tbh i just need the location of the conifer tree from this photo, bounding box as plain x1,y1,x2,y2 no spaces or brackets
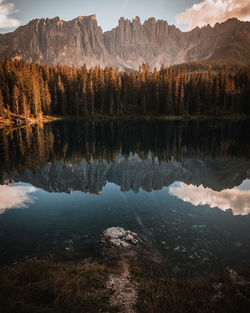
0,58,249,120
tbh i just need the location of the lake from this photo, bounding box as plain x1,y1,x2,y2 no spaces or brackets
0,120,249,275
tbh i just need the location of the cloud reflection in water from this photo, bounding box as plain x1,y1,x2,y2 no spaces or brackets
169,180,250,215
0,184,36,214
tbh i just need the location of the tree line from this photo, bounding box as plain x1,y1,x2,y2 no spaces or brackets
0,57,249,119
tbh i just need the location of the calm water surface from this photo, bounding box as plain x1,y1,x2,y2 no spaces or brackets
0,120,249,274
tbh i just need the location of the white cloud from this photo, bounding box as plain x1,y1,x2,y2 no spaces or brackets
169,181,250,215
0,0,21,29
176,0,250,30
0,185,36,214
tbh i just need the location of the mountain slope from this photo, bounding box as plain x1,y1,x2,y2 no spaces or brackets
0,16,249,70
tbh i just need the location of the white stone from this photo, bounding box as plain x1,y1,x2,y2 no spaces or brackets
101,227,140,248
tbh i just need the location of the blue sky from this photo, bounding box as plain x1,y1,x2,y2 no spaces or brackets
0,0,250,33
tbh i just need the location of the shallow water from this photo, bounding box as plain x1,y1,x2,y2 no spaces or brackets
0,120,249,273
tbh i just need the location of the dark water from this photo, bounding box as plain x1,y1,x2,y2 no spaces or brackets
0,120,249,274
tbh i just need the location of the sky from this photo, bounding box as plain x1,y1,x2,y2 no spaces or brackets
0,0,250,34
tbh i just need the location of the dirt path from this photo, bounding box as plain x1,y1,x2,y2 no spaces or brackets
106,255,137,313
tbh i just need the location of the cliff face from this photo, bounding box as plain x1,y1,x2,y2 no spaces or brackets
103,17,250,70
0,16,250,70
0,15,110,67
103,17,188,70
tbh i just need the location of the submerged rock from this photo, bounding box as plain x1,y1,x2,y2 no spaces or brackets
100,227,140,248
234,242,243,248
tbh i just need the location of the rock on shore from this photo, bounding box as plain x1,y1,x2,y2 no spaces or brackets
100,227,140,248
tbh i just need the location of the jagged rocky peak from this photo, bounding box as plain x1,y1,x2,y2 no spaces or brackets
89,14,97,20
27,14,100,31
215,17,240,27
29,16,63,27
118,16,140,25
51,16,63,24
132,16,141,24
142,17,169,41
111,15,172,40
74,14,98,24
144,17,156,24
32,15,97,25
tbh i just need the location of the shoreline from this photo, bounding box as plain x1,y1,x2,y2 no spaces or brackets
0,113,249,128
0,114,62,129
1,227,250,313
1,256,250,313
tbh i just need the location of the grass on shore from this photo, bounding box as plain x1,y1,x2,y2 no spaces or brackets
1,259,250,313
130,261,250,313
0,261,118,313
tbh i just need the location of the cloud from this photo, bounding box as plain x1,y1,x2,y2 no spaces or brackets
0,0,21,29
0,185,36,214
176,0,250,30
169,181,250,215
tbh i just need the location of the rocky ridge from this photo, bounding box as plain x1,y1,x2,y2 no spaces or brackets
0,16,249,70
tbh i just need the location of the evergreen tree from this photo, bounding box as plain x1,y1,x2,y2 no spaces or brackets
0,58,249,120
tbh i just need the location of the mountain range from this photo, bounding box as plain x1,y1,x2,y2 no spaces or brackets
0,15,250,70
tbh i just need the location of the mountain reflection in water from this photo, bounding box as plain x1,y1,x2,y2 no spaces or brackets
0,120,249,272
